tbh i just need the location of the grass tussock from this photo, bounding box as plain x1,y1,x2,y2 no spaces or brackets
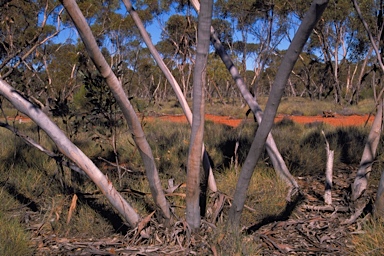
351,218,384,255
0,186,33,256
217,167,288,227
210,224,262,255
0,211,33,256
271,118,371,176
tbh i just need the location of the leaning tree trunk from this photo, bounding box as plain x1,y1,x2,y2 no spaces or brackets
0,79,140,227
61,0,171,222
228,0,329,228
352,99,383,201
190,0,298,191
352,0,384,209
186,0,213,232
121,0,217,193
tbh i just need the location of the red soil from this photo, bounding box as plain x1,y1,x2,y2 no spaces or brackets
5,113,374,127
148,113,374,128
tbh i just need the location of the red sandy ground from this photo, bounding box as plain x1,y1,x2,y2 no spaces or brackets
148,113,374,128
5,113,374,127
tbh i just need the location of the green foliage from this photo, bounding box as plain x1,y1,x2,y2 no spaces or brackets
72,84,87,110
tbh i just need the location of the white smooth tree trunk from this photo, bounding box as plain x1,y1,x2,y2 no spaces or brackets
0,79,140,227
121,0,217,193
186,0,213,232
190,0,298,191
322,131,334,205
352,0,384,218
352,100,383,201
61,0,170,222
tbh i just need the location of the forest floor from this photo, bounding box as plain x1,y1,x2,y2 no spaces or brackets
8,113,376,255
27,163,372,255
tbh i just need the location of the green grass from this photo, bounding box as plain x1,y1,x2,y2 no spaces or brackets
0,185,33,256
0,211,33,256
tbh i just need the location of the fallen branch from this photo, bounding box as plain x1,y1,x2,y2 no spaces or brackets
343,198,369,225
97,156,137,173
302,204,349,213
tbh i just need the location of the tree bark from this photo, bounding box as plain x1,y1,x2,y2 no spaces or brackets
0,79,140,227
352,99,383,201
228,0,329,228
322,131,334,205
61,0,171,222
186,0,213,232
121,0,217,193
190,0,298,192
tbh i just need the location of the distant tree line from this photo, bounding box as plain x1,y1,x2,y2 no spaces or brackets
1,0,382,115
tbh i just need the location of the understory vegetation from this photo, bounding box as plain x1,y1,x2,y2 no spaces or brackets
0,97,383,254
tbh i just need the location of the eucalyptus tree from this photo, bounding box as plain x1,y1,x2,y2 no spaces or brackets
228,0,329,228
121,0,218,210
60,0,171,223
160,14,197,98
0,0,57,68
350,0,384,219
191,0,299,197
206,52,234,101
293,0,374,104
215,0,280,86
0,0,62,93
185,0,213,231
346,0,380,105
0,78,141,227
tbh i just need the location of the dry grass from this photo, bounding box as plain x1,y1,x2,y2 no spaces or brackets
0,95,380,254
351,218,384,255
0,182,33,255
216,167,288,227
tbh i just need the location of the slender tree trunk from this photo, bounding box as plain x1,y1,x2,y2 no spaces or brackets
186,0,213,232
190,0,298,191
228,0,329,228
122,0,217,193
61,0,171,222
352,99,383,200
350,47,372,104
322,131,334,205
352,0,384,205
0,79,141,227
